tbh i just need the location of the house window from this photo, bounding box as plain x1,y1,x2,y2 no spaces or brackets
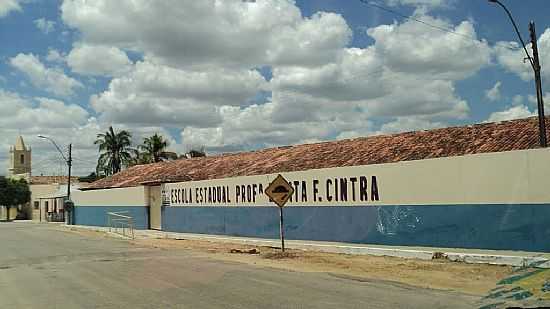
34,201,39,210
20,154,24,164
45,201,49,212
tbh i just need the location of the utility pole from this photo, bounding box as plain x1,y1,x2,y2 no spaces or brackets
529,21,547,148
488,0,548,147
67,144,72,224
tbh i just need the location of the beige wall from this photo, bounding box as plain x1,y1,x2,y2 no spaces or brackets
30,184,59,221
73,186,147,207
148,186,162,229
163,148,550,207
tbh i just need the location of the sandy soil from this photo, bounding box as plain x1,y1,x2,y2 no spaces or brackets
128,236,514,296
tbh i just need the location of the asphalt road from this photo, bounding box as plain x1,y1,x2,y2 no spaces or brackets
0,222,479,309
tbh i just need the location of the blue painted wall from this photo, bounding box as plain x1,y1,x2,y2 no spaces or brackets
162,205,550,252
73,206,149,229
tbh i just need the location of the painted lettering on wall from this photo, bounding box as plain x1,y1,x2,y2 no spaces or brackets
163,174,380,207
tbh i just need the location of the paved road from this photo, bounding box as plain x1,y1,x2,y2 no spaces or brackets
0,222,478,309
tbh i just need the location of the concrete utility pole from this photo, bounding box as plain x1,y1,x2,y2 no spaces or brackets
529,21,547,148
488,0,547,147
66,143,73,224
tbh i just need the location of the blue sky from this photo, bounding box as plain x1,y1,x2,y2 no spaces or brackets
0,0,549,176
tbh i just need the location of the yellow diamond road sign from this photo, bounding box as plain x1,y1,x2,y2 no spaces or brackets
265,174,294,208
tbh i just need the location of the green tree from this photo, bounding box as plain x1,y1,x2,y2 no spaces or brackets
128,149,151,166
138,133,170,163
0,177,30,221
95,126,134,176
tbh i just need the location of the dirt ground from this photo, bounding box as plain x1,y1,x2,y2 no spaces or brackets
128,236,515,296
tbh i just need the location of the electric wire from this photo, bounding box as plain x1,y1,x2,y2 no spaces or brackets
357,0,520,52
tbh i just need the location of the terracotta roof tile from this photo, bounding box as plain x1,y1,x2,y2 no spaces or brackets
30,176,79,185
82,116,550,190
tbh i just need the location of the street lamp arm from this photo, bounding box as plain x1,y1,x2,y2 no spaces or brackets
489,0,535,70
38,135,68,162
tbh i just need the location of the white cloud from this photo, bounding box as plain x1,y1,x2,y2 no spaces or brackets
385,0,452,10
34,18,55,34
485,81,501,102
0,89,97,176
181,102,374,152
57,1,489,155
527,92,550,111
0,90,89,130
269,14,484,124
365,76,470,119
9,53,83,97
271,47,388,101
67,44,132,77
367,16,490,80
90,60,267,126
495,28,550,86
45,49,65,63
61,0,350,69
0,0,21,18
486,105,534,123
511,94,524,106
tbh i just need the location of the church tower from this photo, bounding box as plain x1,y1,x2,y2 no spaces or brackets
8,135,31,178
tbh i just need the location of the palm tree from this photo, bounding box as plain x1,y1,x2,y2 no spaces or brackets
128,149,151,166
138,133,170,163
95,126,134,175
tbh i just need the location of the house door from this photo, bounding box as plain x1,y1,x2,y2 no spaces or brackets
149,186,162,230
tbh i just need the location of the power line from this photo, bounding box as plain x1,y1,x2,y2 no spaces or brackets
71,157,98,165
357,0,519,51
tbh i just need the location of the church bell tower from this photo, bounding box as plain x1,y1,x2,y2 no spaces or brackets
8,135,32,178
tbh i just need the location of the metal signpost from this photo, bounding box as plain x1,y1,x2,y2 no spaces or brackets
265,174,294,252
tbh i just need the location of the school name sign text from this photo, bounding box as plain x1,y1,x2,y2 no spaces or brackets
162,171,380,207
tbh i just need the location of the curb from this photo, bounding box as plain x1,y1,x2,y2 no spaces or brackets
61,225,550,269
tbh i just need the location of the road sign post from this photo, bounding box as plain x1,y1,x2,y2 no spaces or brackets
265,174,294,252
279,206,285,252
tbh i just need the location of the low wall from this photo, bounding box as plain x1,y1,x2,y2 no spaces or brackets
72,186,149,229
160,148,550,252
0,206,18,221
73,206,149,229
73,148,550,251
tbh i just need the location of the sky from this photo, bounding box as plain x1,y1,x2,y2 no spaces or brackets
0,0,549,176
